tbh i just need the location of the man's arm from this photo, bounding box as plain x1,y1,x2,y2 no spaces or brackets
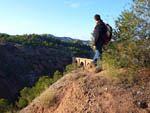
93,24,102,45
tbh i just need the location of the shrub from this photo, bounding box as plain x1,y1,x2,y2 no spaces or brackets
16,76,52,109
40,89,56,107
53,70,63,82
101,39,150,83
64,63,79,74
16,71,63,109
0,99,11,113
15,87,32,109
16,98,28,109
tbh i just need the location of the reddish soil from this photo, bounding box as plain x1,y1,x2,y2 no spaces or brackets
20,68,150,113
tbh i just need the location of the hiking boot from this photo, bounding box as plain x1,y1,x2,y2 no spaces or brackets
94,67,102,73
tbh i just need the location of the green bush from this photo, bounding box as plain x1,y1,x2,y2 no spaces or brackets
53,70,63,82
16,76,51,109
16,70,63,109
16,87,33,109
101,39,150,82
0,99,11,113
64,63,79,74
16,98,28,109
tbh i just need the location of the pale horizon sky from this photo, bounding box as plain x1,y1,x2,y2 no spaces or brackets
0,0,133,40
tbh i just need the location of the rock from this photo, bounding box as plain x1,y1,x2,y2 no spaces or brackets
137,91,144,95
104,88,108,91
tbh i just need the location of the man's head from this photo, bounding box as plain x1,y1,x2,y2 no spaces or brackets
94,14,101,24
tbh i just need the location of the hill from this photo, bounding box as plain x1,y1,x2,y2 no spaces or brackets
0,33,93,110
0,33,91,46
0,40,72,102
19,67,150,113
46,34,91,46
0,33,93,58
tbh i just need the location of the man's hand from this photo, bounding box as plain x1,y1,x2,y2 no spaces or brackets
93,46,96,50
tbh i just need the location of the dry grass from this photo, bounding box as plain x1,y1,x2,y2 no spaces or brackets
39,88,56,107
101,62,119,82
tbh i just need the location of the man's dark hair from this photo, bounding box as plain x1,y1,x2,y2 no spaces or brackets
94,14,101,21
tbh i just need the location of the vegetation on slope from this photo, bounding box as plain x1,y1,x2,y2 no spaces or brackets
0,34,93,58
0,63,79,113
101,0,150,82
0,32,92,110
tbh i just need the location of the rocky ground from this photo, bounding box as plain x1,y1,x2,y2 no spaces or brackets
20,67,150,113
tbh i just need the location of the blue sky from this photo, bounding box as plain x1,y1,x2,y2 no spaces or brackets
0,0,132,40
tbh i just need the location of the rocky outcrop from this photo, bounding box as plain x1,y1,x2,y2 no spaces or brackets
0,41,72,102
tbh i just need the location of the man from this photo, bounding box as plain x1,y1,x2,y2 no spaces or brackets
92,14,107,73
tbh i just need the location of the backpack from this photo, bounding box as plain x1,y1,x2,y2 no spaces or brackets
103,23,112,43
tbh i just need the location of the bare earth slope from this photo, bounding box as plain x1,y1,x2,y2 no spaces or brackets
20,68,150,113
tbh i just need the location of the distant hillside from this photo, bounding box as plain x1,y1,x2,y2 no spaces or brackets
0,33,93,102
0,33,93,58
0,33,91,46
45,34,91,46
0,41,72,102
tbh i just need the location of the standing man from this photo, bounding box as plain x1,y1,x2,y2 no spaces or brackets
92,14,107,73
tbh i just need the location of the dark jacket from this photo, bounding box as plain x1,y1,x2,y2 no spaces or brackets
93,21,107,46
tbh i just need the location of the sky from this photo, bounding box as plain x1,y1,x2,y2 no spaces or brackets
0,0,132,40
